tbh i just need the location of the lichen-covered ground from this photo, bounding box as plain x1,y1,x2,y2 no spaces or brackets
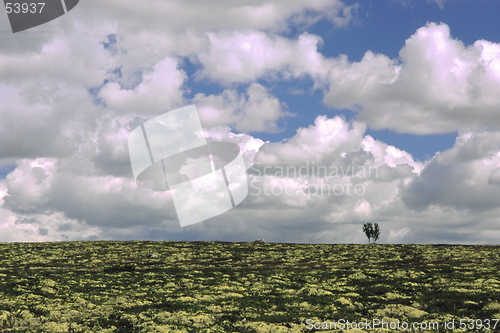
0,241,499,332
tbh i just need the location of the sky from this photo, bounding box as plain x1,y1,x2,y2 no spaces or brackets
1,0,500,244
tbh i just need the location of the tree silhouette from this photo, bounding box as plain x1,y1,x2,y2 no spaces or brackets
363,223,373,244
362,223,381,244
372,223,380,243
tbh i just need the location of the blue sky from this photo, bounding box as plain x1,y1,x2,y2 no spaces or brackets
1,0,500,243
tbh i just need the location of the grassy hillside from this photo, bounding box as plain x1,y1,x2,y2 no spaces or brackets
0,241,499,332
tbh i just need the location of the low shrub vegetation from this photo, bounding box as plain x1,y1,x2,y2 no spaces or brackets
0,241,499,332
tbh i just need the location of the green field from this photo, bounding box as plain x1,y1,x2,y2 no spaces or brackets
0,241,499,332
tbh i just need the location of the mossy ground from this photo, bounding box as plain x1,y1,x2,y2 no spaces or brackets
0,241,499,332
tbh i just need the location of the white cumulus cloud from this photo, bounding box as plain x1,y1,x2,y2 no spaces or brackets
323,22,500,134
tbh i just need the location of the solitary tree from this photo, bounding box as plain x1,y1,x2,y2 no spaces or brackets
372,223,380,243
362,223,373,244
362,223,381,244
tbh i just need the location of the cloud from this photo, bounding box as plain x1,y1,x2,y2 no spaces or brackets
83,0,356,34
2,157,177,227
194,83,293,132
0,83,97,159
0,34,113,87
322,22,500,134
0,119,267,241
98,57,188,115
0,33,116,161
387,227,411,243
428,0,446,9
46,0,357,79
254,114,421,171
2,1,500,245
196,31,331,85
255,115,366,164
3,159,56,213
4,112,500,244
244,115,422,233
201,126,266,170
403,131,500,211
0,111,427,243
